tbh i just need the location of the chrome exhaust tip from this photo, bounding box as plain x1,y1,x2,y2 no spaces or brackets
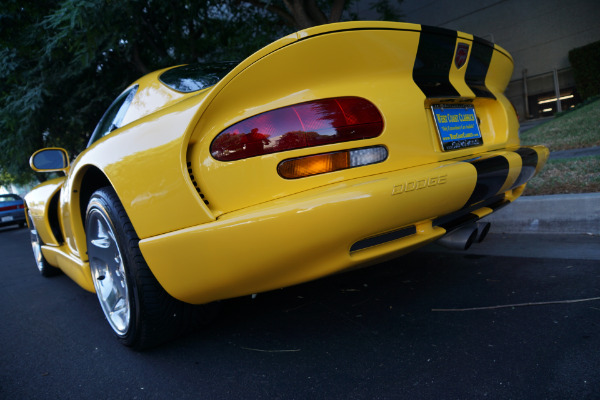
437,224,479,251
476,222,491,243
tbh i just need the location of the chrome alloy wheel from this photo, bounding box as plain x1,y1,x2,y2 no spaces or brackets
87,207,131,336
29,223,44,272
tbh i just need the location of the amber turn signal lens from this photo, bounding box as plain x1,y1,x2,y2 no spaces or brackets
278,152,349,179
278,146,387,179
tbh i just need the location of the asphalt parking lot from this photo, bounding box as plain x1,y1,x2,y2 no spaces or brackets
1,225,599,399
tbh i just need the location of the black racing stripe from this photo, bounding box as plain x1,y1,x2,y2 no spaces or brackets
465,37,496,99
465,156,509,206
488,197,510,212
413,25,460,98
433,193,506,231
434,213,479,233
510,147,539,189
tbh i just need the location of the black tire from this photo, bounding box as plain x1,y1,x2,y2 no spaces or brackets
28,212,60,277
85,187,215,349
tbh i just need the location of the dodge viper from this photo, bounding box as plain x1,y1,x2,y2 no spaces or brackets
25,21,548,349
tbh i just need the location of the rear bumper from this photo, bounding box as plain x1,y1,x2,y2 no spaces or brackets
0,210,26,227
140,146,548,304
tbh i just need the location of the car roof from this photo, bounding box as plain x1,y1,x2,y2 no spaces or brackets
118,62,238,128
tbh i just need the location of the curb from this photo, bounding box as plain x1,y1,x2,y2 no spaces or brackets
483,193,600,235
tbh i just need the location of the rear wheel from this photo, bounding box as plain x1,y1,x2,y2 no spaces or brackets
29,212,60,277
85,187,213,349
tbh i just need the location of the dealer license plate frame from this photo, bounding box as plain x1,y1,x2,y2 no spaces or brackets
431,104,483,151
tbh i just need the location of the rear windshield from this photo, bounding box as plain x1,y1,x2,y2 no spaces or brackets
159,62,238,93
0,194,21,202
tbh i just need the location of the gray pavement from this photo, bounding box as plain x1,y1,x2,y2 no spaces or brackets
2,226,600,399
484,193,600,235
549,146,600,159
425,232,600,260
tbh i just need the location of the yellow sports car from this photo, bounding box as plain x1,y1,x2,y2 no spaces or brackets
25,21,548,349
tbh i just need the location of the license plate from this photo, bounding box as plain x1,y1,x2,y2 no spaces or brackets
431,105,483,151
1,216,13,222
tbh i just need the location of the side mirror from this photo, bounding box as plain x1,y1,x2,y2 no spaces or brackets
30,148,70,173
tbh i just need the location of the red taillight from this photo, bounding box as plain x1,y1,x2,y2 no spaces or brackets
210,97,383,161
0,204,22,212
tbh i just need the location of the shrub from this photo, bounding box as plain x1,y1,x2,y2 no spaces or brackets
569,40,600,100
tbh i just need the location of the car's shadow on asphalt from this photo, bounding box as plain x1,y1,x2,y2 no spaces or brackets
136,248,598,397
5,226,599,398
0,225,28,233
156,249,546,354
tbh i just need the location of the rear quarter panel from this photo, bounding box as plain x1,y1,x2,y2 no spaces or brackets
64,93,215,252
188,23,518,216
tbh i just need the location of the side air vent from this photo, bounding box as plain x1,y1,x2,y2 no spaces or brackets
187,161,210,206
350,225,417,252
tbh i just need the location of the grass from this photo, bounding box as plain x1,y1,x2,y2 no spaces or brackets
525,155,600,195
518,98,600,195
520,97,600,151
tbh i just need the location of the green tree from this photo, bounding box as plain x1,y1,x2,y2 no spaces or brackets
242,0,403,29
0,0,401,186
241,0,347,29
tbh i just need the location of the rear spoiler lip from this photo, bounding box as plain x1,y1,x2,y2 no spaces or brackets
294,21,513,63
210,22,512,112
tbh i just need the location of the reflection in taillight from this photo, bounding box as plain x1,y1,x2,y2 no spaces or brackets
210,97,383,161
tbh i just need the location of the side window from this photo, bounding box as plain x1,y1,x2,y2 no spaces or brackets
87,85,138,147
